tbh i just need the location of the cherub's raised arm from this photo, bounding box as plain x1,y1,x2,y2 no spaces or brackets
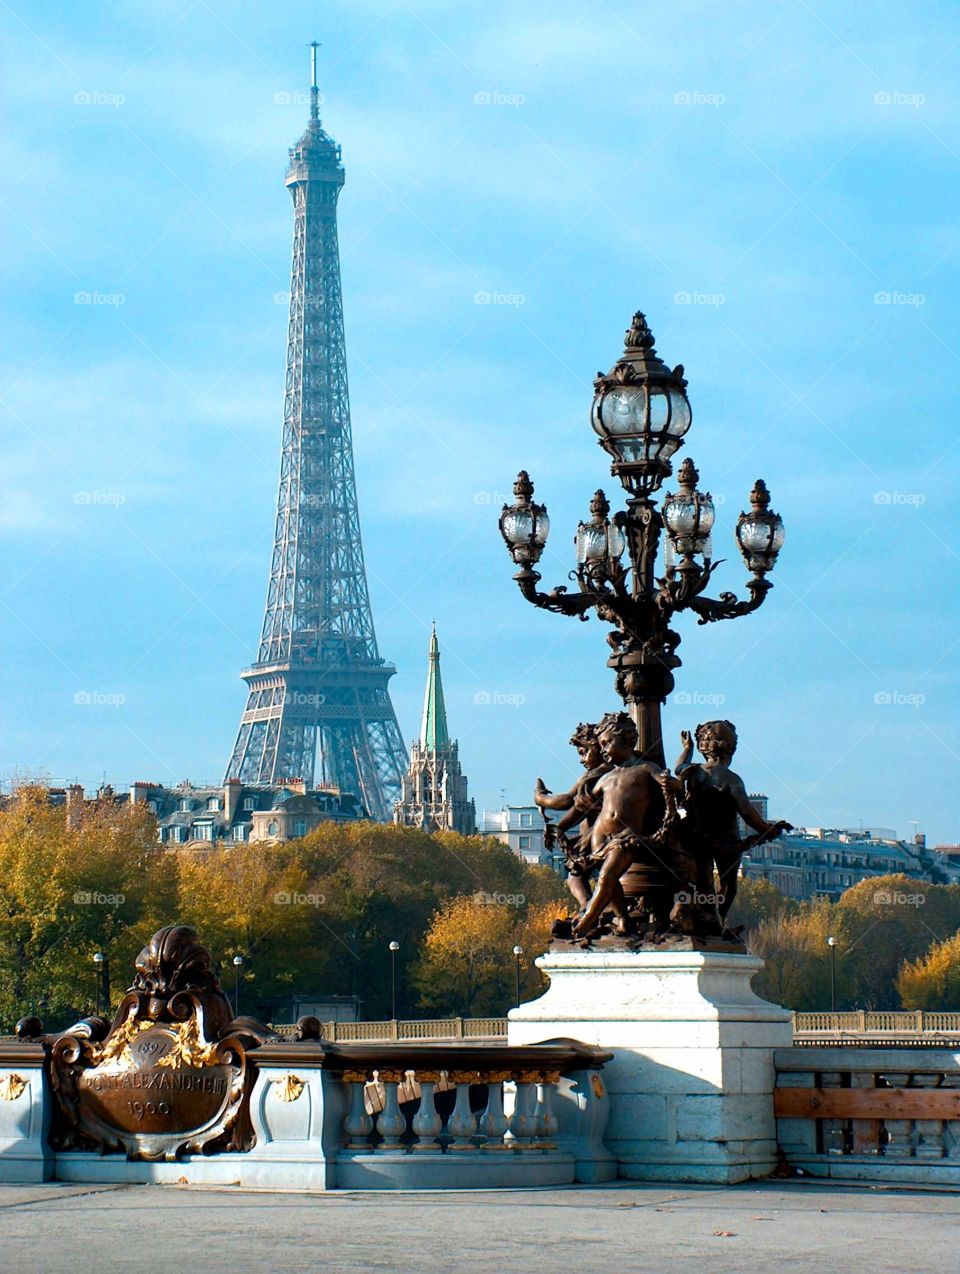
553,768,607,835
675,728,695,774
534,776,577,811
729,772,791,839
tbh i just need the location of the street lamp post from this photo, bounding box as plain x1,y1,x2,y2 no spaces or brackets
827,935,838,1012
512,945,523,1009
232,955,244,1018
389,941,400,1020
499,311,785,765
93,951,106,1017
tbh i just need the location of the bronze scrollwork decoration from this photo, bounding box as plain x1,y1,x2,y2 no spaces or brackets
50,925,270,1161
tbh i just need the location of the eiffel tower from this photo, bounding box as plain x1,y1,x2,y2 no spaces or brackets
225,45,408,821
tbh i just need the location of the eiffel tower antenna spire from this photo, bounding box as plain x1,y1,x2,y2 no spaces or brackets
309,40,320,121
225,53,408,820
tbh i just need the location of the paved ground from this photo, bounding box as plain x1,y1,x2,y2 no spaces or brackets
0,1180,956,1272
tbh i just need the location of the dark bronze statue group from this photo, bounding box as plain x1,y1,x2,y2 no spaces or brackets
535,715,791,948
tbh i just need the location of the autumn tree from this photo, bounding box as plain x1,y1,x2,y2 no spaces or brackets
0,797,573,1026
741,874,960,1010
412,897,565,1017
175,841,320,1020
834,875,960,1010
0,787,172,1030
748,898,837,1009
898,933,960,1010
728,876,797,931
291,822,566,1018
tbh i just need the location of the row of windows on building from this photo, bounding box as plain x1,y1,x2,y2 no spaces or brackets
158,818,309,844
148,796,260,815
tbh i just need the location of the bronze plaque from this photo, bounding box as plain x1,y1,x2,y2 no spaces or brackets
77,1027,234,1138
50,926,255,1160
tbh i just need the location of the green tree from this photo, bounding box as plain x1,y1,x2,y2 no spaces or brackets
292,822,565,1018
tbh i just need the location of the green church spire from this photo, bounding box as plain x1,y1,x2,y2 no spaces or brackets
419,623,450,750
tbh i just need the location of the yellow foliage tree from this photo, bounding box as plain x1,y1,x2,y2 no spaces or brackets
835,875,960,1010
176,842,320,1018
728,876,797,930
0,795,567,1027
748,898,836,1009
413,896,565,1017
0,787,173,1028
898,933,960,1010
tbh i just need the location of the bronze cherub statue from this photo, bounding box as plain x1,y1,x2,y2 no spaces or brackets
675,720,792,917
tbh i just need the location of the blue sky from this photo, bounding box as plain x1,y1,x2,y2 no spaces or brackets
2,0,958,844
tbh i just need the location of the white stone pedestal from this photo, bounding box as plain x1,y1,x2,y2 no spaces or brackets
508,949,792,1184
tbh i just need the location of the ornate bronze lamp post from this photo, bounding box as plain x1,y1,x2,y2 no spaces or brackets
827,935,838,1012
389,940,400,1020
232,954,244,1017
512,944,523,1009
499,311,785,766
93,951,106,1017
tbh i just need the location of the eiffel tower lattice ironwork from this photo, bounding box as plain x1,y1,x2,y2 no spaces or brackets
225,46,408,820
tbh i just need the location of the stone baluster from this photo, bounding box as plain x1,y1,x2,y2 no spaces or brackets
374,1069,408,1152
941,1071,960,1159
879,1073,912,1159
944,1120,960,1160
911,1074,946,1160
882,1120,914,1159
411,1070,443,1153
508,1070,537,1152
478,1070,511,1151
818,1074,848,1155
342,1069,373,1150
534,1070,560,1150
446,1070,479,1151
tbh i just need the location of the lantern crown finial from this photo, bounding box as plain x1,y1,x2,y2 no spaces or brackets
513,470,534,502
676,456,700,489
589,489,610,521
624,311,657,353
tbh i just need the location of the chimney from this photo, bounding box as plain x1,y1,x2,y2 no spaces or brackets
283,777,308,796
224,778,243,825
130,782,157,805
65,784,85,829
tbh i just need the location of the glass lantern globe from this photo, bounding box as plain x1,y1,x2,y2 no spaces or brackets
662,457,715,566
574,490,626,577
500,471,550,566
590,312,692,495
736,479,785,575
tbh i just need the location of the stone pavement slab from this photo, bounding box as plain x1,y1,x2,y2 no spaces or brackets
0,1180,956,1273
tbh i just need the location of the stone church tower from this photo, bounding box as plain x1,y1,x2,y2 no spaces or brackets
393,626,476,835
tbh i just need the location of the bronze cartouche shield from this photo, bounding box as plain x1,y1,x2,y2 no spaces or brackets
51,926,256,1160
